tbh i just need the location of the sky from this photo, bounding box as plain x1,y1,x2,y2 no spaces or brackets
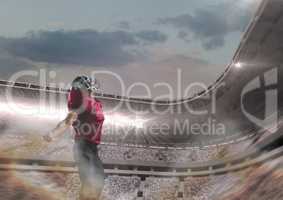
0,0,262,99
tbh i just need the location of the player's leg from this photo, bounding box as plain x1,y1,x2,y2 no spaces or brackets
73,139,98,200
88,144,105,198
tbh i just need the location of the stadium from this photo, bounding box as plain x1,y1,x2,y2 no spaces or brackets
1,0,283,199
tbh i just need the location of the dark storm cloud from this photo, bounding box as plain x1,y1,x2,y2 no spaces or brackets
0,29,167,66
135,30,167,43
157,2,252,50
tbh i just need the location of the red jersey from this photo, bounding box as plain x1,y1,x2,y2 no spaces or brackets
67,89,104,144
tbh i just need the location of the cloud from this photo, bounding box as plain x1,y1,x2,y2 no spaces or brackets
177,31,190,43
0,53,40,83
0,29,167,66
45,53,216,99
204,36,225,50
135,30,167,44
0,44,223,99
157,1,253,50
117,21,131,30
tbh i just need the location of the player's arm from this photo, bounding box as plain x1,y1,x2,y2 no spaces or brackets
43,111,78,142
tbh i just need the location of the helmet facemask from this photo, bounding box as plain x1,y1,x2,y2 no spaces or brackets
71,76,101,95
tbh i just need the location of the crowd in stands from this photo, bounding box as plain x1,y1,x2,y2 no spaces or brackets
0,133,253,164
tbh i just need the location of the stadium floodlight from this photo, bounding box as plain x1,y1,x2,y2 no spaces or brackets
235,62,243,68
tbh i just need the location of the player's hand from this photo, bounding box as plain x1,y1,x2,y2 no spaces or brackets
42,134,53,143
65,112,78,125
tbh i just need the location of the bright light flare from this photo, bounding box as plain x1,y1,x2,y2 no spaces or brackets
0,101,67,121
0,101,147,128
235,62,243,68
105,114,147,129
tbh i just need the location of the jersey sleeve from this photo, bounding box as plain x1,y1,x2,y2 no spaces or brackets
67,89,83,111
94,101,105,122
